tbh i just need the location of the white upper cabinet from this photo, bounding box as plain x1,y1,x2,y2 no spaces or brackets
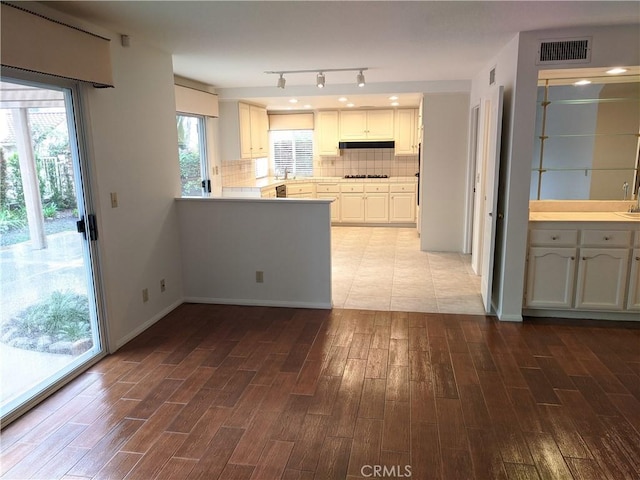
339,110,394,140
394,109,418,155
239,102,268,159
316,111,340,156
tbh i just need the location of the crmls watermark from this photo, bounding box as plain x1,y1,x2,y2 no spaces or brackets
360,465,412,478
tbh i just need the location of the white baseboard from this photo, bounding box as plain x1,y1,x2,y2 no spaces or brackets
497,312,523,322
183,296,332,310
523,309,639,322
113,298,184,352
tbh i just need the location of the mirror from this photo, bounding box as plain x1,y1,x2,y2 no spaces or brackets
531,67,640,200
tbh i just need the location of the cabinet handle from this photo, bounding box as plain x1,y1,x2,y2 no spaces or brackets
551,236,558,240
582,256,588,261
571,256,575,260
604,236,610,241
636,256,640,261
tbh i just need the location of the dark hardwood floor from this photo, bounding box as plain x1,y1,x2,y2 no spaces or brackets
1,304,639,479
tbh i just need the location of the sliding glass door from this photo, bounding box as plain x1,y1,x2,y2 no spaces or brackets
0,76,104,424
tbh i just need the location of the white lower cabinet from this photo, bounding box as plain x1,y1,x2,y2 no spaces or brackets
575,248,629,310
365,193,388,222
341,193,365,222
525,247,576,309
389,194,415,222
526,224,637,316
627,249,640,311
317,193,340,222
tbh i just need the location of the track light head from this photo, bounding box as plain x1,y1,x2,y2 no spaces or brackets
357,70,365,87
277,73,286,89
316,72,325,88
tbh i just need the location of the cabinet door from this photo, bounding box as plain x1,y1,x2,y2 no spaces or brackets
317,193,340,222
575,248,629,311
525,247,577,309
627,249,640,311
365,193,389,223
389,193,416,222
366,110,395,139
339,111,367,140
239,103,253,159
394,109,417,155
340,193,365,222
249,105,268,157
317,111,339,156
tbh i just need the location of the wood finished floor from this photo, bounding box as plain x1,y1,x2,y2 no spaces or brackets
1,304,640,480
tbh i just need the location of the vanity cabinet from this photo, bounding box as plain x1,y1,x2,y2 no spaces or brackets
627,249,640,310
339,110,394,140
316,111,340,156
526,223,637,317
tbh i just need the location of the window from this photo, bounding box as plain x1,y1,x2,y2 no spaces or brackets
176,114,208,196
271,130,313,178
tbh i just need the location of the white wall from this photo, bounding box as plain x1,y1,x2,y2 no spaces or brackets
177,198,332,309
472,25,640,321
419,93,470,251
83,36,184,349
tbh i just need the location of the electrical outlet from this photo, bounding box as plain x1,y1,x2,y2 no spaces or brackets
142,288,149,303
110,192,118,208
160,279,166,292
255,271,264,283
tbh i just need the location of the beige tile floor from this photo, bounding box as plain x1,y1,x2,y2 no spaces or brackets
331,226,485,314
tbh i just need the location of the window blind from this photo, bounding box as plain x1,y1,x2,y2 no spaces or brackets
1,3,113,88
271,130,313,177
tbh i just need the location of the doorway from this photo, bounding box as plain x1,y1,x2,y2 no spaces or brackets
0,77,105,425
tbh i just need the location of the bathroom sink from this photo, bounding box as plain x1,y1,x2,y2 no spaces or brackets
615,212,640,219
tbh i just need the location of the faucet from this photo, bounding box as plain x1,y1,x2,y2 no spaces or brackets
284,167,290,180
630,187,640,213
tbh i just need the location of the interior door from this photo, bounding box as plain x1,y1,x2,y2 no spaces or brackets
480,85,504,313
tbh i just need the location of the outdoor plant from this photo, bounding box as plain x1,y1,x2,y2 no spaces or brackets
1,291,92,350
42,202,58,219
0,207,26,234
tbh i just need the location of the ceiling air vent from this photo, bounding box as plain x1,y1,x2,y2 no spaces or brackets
537,37,591,65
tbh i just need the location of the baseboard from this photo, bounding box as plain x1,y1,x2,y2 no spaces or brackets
523,308,639,322
183,296,332,310
496,311,523,322
113,298,184,352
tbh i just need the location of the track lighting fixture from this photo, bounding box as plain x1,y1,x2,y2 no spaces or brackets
265,67,368,89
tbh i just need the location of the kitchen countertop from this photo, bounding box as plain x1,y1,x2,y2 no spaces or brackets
223,176,418,192
529,211,640,222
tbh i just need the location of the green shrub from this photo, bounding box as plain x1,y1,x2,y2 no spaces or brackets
0,208,26,234
11,290,90,340
42,202,58,219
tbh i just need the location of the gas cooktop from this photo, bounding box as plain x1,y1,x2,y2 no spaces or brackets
344,174,389,179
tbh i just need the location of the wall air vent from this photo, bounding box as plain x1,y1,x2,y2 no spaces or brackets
537,37,591,65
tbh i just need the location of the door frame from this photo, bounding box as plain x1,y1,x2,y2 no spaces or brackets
0,70,109,426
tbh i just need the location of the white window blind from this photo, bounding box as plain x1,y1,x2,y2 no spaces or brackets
271,130,313,178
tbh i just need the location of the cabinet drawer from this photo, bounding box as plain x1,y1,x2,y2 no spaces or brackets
316,183,340,193
365,184,389,193
390,183,416,193
529,229,578,246
580,229,631,248
287,184,313,195
341,184,364,193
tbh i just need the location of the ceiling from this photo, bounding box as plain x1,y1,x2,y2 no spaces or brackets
46,1,640,110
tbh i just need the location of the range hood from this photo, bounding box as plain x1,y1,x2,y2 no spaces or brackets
338,140,395,149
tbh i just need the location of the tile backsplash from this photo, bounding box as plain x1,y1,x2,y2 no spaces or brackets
221,149,419,186
315,149,418,178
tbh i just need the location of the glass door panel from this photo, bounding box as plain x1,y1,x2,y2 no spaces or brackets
0,78,103,424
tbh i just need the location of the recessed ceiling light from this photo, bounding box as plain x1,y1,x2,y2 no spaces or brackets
606,67,628,75
338,97,348,102
574,79,591,86
391,102,400,107
389,96,398,100
289,98,298,103
346,103,355,107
